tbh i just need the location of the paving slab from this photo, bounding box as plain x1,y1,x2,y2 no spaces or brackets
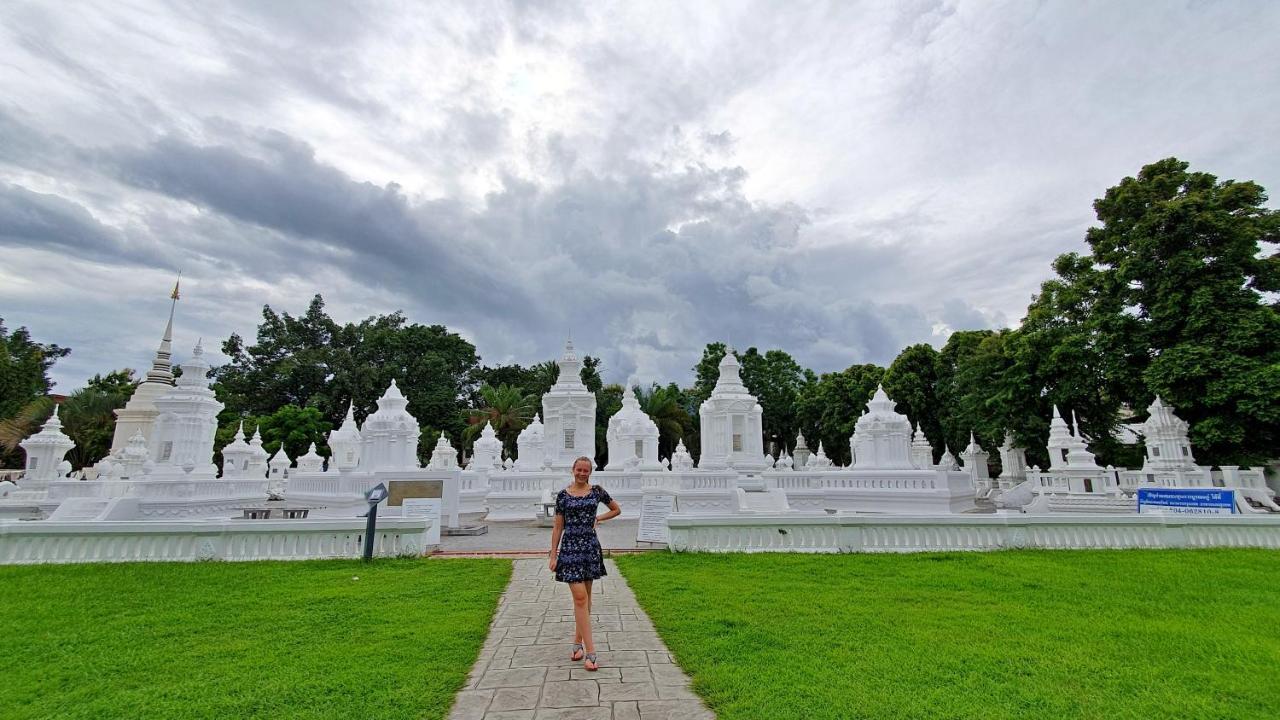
450,558,716,719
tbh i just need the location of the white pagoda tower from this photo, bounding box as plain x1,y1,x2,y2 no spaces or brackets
1140,397,1197,472
110,289,180,453
220,422,253,478
541,340,596,469
327,404,363,472
698,351,765,472
148,341,223,479
606,388,661,470
359,380,420,471
516,414,546,471
959,432,992,494
850,386,914,470
20,405,75,490
909,423,934,469
471,421,503,471
997,432,1028,489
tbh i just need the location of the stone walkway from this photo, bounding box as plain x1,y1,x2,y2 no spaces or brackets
449,559,715,720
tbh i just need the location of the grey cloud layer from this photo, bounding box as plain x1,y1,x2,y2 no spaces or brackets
1,0,1276,390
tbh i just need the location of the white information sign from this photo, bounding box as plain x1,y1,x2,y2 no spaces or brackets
637,493,677,544
402,498,442,546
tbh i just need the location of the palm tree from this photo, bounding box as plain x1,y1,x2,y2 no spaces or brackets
636,384,692,460
0,387,132,470
463,383,539,453
0,396,56,467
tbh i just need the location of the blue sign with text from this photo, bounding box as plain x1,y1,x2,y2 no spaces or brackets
1137,487,1235,515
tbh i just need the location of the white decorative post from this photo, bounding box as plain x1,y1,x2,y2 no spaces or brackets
850,386,914,470
360,380,420,471
327,404,363,472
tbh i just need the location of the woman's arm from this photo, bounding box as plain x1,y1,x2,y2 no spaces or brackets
549,513,563,571
596,500,622,525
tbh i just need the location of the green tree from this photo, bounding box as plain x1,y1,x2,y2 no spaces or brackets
251,405,333,461
1027,158,1280,464
594,383,625,468
213,295,481,440
636,383,694,460
0,319,69,467
689,343,812,455
882,344,944,458
464,384,538,456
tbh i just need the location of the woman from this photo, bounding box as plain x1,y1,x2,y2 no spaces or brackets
548,455,621,671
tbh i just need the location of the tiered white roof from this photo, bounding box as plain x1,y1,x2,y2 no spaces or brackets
698,351,765,471
850,386,914,470
542,339,596,469
148,341,223,479
471,421,504,471
516,414,545,471
428,432,459,470
328,404,363,472
360,380,420,471
1141,397,1197,471
606,388,661,471
20,405,75,488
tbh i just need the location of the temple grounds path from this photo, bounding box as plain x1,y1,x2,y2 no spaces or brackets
449,558,714,720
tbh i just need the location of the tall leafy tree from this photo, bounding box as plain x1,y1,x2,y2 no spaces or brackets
0,319,70,467
464,383,538,455
795,363,885,466
1027,158,1280,464
882,344,944,455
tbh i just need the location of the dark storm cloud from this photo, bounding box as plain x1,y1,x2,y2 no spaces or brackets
0,184,145,264
97,129,539,322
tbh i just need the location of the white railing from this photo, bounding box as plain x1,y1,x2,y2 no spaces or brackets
666,513,1280,553
0,517,432,564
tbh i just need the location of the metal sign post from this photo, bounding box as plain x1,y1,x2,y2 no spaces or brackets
363,482,389,561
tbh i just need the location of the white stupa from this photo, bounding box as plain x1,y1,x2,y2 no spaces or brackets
471,421,503,471
909,423,934,469
247,428,270,478
110,283,181,453
698,351,765,472
327,404,363,472
516,414,546,471
606,388,661,470
997,432,1028,489
359,380,420,471
19,405,75,490
297,443,325,473
148,340,224,479
792,432,812,469
541,339,596,469
428,432,459,470
850,386,914,470
670,439,695,471
1140,397,1197,472
959,432,991,481
220,422,253,478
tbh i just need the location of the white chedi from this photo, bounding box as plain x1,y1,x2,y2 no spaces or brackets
698,351,765,471
806,441,833,470
541,339,596,469
670,439,695,471
328,404,363,472
247,428,270,478
111,431,154,480
471,421,503,471
19,404,76,489
792,432,812,469
516,414,546,471
110,296,178,454
959,432,990,481
296,443,325,473
428,433,459,470
909,423,934,469
221,422,254,478
606,387,661,471
360,380,420,471
937,446,959,471
997,432,1029,486
1141,397,1197,472
148,340,223,479
850,386,914,470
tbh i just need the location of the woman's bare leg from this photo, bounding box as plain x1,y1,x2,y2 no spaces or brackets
570,582,593,655
585,579,594,617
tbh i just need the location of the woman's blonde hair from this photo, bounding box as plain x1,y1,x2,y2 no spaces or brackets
572,456,594,470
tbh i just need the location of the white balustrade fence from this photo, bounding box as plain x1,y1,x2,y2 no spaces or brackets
0,517,432,564
667,513,1280,553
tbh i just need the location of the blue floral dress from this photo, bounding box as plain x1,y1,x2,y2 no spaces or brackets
554,485,613,583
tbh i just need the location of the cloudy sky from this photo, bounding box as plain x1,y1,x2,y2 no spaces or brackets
2,0,1277,391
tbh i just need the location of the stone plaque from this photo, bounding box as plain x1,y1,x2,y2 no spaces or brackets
387,479,443,506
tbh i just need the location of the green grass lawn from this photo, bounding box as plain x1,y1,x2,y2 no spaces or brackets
0,558,510,720
617,550,1280,720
